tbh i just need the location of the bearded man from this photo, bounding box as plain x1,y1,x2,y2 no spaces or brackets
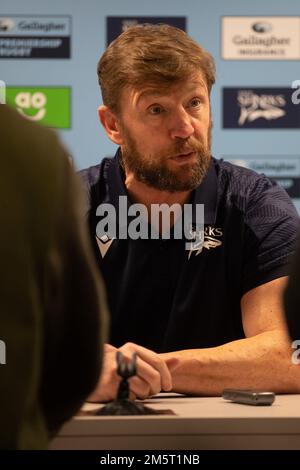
80,24,300,402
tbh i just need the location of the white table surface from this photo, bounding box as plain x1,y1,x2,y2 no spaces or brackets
50,393,300,450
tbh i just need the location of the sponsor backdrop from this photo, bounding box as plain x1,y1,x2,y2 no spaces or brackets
6,86,71,127
223,87,300,129
0,0,300,211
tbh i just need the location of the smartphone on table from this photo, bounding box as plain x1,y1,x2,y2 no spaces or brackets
222,389,275,406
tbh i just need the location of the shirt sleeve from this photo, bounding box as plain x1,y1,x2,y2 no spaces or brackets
284,237,300,340
241,175,300,295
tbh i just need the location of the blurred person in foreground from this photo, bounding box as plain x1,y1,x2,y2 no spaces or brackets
0,104,108,449
80,24,300,402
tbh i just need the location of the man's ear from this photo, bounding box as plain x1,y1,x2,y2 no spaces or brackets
98,105,124,145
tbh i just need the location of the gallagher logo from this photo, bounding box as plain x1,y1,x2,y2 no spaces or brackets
251,22,272,34
0,18,15,32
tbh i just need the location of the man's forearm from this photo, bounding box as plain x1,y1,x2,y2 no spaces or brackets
160,330,300,395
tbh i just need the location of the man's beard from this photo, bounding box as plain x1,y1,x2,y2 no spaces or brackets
120,124,212,192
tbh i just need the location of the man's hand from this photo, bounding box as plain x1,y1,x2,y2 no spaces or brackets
87,342,178,402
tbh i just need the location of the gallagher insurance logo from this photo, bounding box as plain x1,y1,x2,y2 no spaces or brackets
222,16,300,60
0,15,71,59
223,87,300,129
228,157,300,199
0,18,15,32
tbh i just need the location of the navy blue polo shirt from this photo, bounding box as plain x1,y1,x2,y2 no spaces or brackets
80,150,299,353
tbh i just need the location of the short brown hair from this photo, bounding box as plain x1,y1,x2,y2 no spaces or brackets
97,23,215,114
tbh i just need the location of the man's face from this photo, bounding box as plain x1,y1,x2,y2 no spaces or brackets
117,72,212,192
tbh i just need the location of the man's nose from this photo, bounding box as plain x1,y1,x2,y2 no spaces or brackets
169,109,194,139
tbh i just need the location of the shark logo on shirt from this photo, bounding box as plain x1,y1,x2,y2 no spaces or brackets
187,226,223,259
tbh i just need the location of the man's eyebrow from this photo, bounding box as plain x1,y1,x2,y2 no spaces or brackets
137,82,207,102
138,89,169,100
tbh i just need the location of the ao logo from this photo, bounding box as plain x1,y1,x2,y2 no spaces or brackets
15,92,46,121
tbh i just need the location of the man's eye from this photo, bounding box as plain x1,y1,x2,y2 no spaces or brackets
190,98,201,108
148,105,164,115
